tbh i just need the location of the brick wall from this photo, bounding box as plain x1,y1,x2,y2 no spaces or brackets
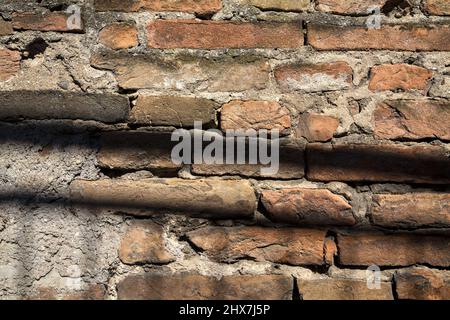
0,0,449,300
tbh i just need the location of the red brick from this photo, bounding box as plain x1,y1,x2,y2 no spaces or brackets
337,233,450,267
395,267,450,300
0,49,20,81
308,24,450,51
371,193,450,228
94,0,222,14
424,0,450,15
374,99,450,140
306,143,450,184
91,52,270,92
220,100,291,132
316,0,388,15
274,62,353,92
119,220,175,265
69,178,256,219
99,23,138,49
186,226,327,265
260,188,355,226
12,12,83,32
369,64,432,92
296,114,339,142
147,20,303,49
117,274,292,300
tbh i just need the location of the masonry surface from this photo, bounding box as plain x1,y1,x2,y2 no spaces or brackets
0,0,449,300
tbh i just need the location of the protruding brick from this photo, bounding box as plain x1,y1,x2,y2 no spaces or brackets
12,12,83,32
260,188,355,226
316,0,388,15
0,19,13,36
395,267,450,300
337,233,450,267
147,20,303,49
117,274,292,300
0,91,129,122
91,52,270,92
220,100,291,132
119,220,175,265
297,114,339,142
369,64,432,92
308,24,450,51
244,0,310,12
186,226,326,265
297,278,393,300
97,131,181,172
371,193,450,228
374,99,450,140
129,95,217,127
275,62,353,92
306,143,450,184
99,23,138,49
94,0,222,14
424,0,450,15
0,49,20,81
70,178,256,219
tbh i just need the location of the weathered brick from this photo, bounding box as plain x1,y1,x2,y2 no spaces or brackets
324,237,337,264
94,0,222,14
374,99,450,140
117,274,292,300
0,19,13,36
243,0,310,11
220,100,291,132
129,95,217,127
316,0,388,15
186,226,326,265
0,91,129,122
98,23,138,49
147,20,303,49
424,0,450,15
369,64,432,92
260,188,355,226
371,193,450,228
308,24,450,51
296,114,339,142
119,220,175,265
395,267,450,300
297,278,393,300
337,233,450,267
91,52,270,92
306,143,450,184
191,142,305,179
12,12,83,32
70,178,256,219
274,62,353,92
0,49,20,81
97,131,180,172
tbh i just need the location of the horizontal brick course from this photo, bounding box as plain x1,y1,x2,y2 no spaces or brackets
186,226,327,265
147,20,303,49
117,274,292,300
94,0,222,14
308,24,450,51
91,52,270,92
69,178,256,219
306,143,450,184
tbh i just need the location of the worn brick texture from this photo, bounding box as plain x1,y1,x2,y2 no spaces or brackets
0,0,449,301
